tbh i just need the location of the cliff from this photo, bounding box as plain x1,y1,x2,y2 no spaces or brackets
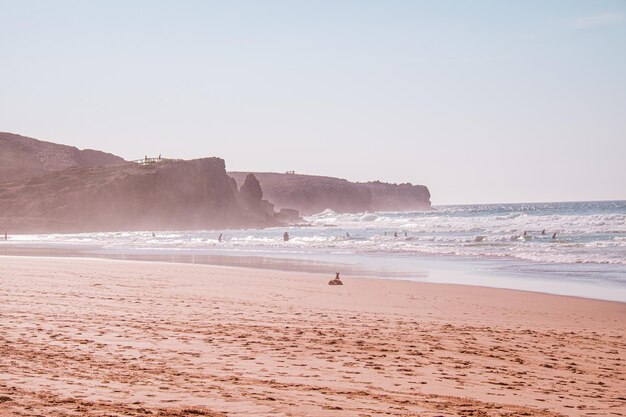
0,132,427,232
0,132,125,182
364,180,432,212
229,172,431,215
0,159,280,233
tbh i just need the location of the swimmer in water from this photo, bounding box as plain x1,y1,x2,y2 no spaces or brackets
552,232,557,240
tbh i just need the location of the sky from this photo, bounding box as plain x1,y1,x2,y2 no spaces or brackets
1,1,625,205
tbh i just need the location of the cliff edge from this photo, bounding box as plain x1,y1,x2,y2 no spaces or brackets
229,172,431,215
0,159,281,233
0,132,125,182
0,132,428,232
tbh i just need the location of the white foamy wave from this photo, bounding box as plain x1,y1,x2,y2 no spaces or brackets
307,209,626,235
7,201,626,267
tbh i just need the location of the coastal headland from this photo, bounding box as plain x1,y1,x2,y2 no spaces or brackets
0,256,624,417
229,171,431,215
0,132,431,234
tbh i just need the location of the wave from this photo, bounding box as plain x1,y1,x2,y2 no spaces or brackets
8,201,626,267
305,209,626,236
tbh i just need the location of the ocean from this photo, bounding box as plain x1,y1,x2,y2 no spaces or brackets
7,200,626,302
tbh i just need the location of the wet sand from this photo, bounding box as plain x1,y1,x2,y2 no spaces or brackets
0,244,425,278
0,256,625,416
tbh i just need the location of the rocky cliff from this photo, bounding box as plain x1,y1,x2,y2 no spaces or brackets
0,159,281,233
363,180,432,212
0,132,428,232
229,172,431,215
0,132,125,182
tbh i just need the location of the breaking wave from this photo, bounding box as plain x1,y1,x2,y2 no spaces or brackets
10,201,626,267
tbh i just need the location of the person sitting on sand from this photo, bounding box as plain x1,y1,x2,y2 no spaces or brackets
328,272,343,285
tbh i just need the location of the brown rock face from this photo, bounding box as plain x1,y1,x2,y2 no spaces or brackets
364,180,431,212
0,132,429,232
238,173,281,221
239,173,264,209
229,172,431,215
0,132,125,182
0,159,279,233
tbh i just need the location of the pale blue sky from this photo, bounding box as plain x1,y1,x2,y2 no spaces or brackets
1,1,625,204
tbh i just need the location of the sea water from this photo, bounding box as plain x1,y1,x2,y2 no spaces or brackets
8,200,626,301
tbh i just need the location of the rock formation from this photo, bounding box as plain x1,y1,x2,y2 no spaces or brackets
0,159,282,233
229,172,431,215
239,173,264,207
364,180,432,212
239,173,271,217
237,173,301,224
0,132,428,233
0,132,125,183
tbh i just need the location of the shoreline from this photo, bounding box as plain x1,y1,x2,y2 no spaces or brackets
0,256,624,416
2,243,626,303
1,252,625,308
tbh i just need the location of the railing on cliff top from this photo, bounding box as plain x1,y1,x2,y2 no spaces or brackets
131,156,182,165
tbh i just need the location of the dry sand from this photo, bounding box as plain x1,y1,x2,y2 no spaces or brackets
0,256,624,417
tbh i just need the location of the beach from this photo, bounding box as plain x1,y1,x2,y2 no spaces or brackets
6,200,626,304
0,256,625,417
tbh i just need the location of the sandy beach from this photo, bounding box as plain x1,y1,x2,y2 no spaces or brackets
0,256,625,417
